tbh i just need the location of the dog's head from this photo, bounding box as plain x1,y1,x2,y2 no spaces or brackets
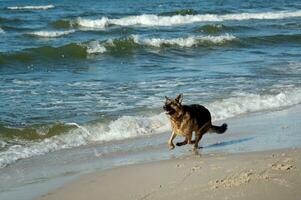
163,94,183,116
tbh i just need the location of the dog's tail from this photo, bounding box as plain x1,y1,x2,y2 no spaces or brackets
210,123,227,134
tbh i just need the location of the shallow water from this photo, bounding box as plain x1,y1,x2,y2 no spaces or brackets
1,0,301,170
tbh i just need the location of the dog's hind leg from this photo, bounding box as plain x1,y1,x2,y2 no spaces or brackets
194,122,211,149
193,133,203,150
187,133,194,144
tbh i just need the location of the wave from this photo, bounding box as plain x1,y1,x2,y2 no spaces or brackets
86,40,107,54
160,9,198,16
208,87,301,121
1,87,301,168
76,17,109,29
0,17,23,24
0,34,236,63
0,27,4,34
85,34,236,54
244,33,301,45
195,24,226,34
75,10,301,28
51,19,73,29
0,114,168,168
27,30,75,38
0,123,77,141
2,32,301,63
132,34,236,47
7,5,55,10
0,43,88,63
193,24,253,34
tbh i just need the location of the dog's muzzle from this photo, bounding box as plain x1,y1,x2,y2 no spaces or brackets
163,105,175,115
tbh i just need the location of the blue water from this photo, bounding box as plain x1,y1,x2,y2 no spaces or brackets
0,0,301,168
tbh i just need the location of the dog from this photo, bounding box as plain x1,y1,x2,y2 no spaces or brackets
163,94,227,150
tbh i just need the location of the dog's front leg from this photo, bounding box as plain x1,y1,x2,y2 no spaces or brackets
168,131,176,150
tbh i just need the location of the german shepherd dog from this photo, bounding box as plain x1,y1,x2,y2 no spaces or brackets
163,94,227,150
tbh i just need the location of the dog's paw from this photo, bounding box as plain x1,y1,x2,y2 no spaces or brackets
168,143,175,150
193,145,200,150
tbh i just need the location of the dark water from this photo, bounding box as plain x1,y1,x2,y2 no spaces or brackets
1,0,301,168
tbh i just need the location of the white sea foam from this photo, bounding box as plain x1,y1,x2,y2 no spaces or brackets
132,34,236,47
0,140,6,149
7,5,55,10
1,88,301,168
12,79,41,85
28,30,75,38
86,41,107,54
0,27,4,34
76,17,109,29
208,88,301,121
83,34,236,54
75,10,301,28
0,113,168,168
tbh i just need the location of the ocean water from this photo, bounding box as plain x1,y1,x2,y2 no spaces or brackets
1,0,301,169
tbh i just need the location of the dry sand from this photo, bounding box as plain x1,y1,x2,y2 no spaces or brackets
39,147,301,200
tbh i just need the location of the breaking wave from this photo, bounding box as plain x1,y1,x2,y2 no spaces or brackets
1,87,301,168
7,5,55,10
0,34,236,63
0,113,169,168
27,30,75,38
208,88,301,121
2,32,301,63
75,10,301,28
132,34,236,47
3,32,301,63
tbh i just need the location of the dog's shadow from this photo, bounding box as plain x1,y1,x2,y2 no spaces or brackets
201,137,255,149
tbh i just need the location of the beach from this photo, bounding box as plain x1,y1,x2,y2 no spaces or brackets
39,148,301,200
37,104,301,200
1,0,301,199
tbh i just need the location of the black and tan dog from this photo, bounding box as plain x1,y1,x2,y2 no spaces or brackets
163,94,227,150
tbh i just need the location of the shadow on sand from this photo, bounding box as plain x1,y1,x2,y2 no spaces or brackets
202,137,255,149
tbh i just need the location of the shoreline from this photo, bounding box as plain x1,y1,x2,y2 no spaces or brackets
38,105,301,200
39,147,301,200
0,104,300,200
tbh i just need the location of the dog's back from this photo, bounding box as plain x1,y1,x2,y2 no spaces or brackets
182,104,211,128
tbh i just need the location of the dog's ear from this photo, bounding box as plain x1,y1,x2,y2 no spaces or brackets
165,96,171,102
175,93,183,104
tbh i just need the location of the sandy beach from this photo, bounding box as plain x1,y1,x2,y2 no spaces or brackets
39,147,301,200
38,105,301,200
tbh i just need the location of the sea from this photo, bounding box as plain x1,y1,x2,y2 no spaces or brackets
0,0,301,199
